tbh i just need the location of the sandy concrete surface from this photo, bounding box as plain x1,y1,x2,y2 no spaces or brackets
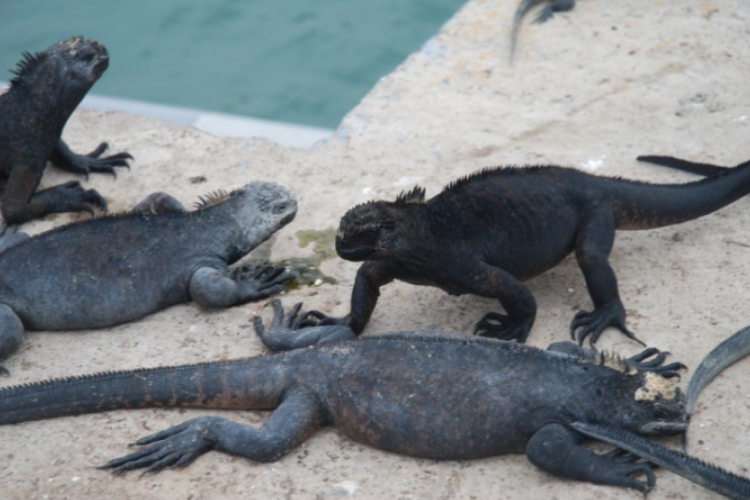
2,0,750,498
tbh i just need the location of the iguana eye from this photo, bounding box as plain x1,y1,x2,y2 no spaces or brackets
272,203,288,215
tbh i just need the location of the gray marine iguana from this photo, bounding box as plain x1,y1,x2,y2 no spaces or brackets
510,0,575,62
0,181,297,372
0,36,132,227
281,163,750,349
1,299,749,499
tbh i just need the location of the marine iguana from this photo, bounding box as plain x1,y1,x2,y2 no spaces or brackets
0,36,132,227
0,181,297,372
510,0,575,62
0,300,748,498
283,163,750,348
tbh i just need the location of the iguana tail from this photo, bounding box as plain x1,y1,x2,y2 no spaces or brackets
510,0,544,63
637,155,728,177
571,422,750,500
0,357,287,425
611,159,750,230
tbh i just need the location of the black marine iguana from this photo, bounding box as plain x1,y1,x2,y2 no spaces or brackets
0,181,297,371
281,163,750,349
0,300,749,499
0,36,132,227
510,0,575,62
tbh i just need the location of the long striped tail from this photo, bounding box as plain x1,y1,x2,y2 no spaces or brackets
0,357,285,426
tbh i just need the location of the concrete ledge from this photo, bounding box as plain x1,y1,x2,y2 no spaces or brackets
1,82,333,148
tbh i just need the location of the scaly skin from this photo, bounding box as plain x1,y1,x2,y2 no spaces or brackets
0,182,297,371
284,164,750,348
0,299,697,494
0,36,133,227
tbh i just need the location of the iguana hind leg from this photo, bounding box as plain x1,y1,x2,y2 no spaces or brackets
526,423,655,493
100,386,324,474
570,205,641,345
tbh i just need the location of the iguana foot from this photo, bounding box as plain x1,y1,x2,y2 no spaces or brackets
231,264,292,300
599,448,656,492
53,142,133,179
298,309,345,327
473,312,532,342
534,0,575,23
570,302,643,345
131,192,185,214
100,416,219,474
45,180,109,214
254,299,356,351
627,347,686,378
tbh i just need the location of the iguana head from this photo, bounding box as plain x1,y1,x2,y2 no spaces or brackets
222,181,297,254
9,36,109,111
336,187,425,261
581,355,687,437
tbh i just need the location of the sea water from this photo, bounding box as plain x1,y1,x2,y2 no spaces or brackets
0,0,465,128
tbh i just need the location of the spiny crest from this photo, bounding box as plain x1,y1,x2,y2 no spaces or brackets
394,186,426,205
442,166,525,193
0,358,254,396
193,189,231,210
576,349,636,375
9,51,47,86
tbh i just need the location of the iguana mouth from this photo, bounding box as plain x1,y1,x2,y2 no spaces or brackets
336,244,373,261
93,55,110,76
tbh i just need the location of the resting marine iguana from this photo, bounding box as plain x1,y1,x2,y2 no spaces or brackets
0,300,748,499
0,36,132,227
282,163,750,349
510,0,575,62
0,181,297,372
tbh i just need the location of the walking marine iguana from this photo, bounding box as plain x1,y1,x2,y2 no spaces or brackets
0,181,297,372
279,163,750,349
0,36,132,227
510,0,575,62
1,300,749,498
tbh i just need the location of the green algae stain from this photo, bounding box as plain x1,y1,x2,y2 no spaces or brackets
238,229,338,289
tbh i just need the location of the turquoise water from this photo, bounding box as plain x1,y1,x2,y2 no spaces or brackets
0,0,464,128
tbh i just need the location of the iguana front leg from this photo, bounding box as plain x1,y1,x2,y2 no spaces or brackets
570,205,642,345
100,386,324,474
1,159,107,224
189,265,291,309
526,423,655,493
50,140,132,179
464,262,537,342
253,261,393,351
254,299,356,351
301,260,395,334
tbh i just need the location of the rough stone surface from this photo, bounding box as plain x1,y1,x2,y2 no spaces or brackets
1,0,749,498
